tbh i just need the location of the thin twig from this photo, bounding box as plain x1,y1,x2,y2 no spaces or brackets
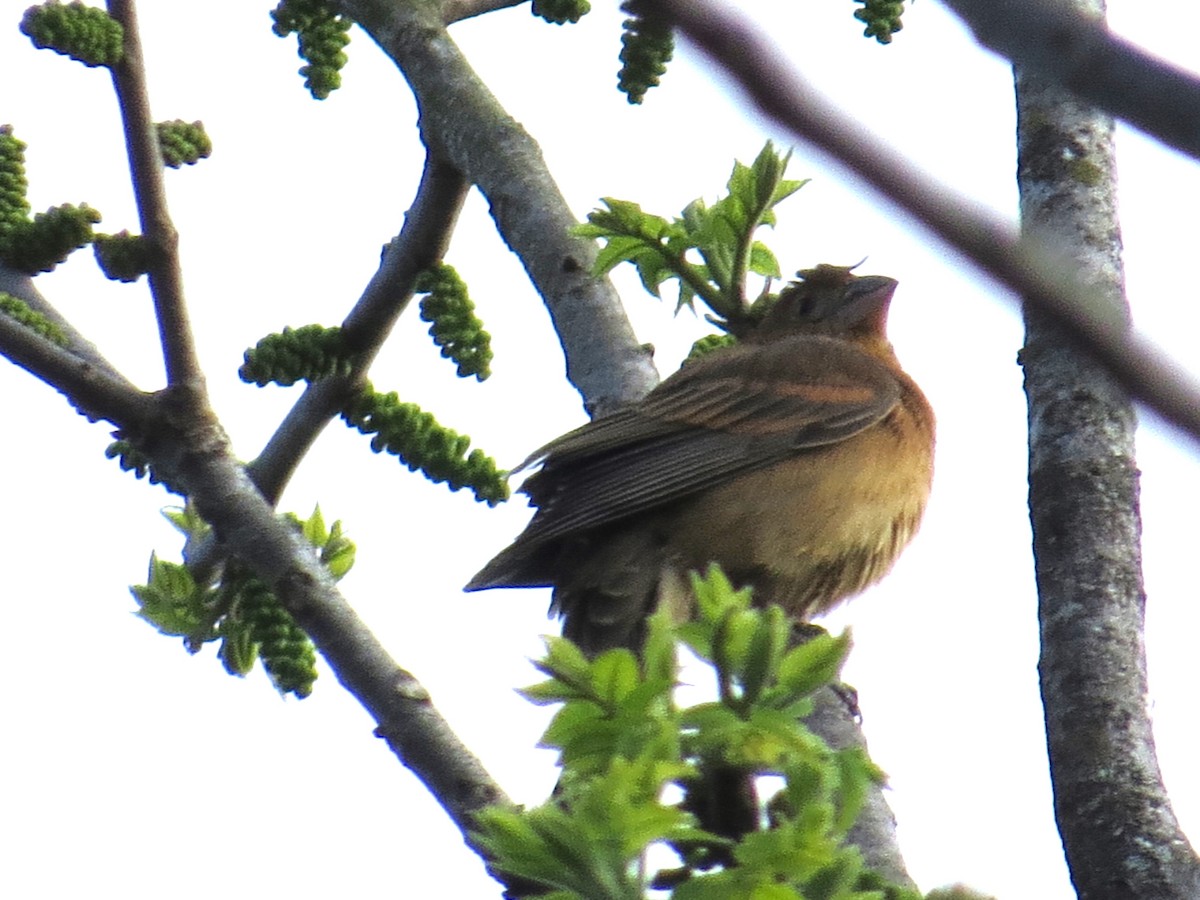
660,0,1200,446
84,1,511,845
0,310,155,426
246,150,469,504
106,0,202,387
0,264,140,387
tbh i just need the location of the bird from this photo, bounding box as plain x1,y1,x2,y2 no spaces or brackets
465,264,935,657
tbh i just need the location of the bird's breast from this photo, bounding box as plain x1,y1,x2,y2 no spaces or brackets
662,387,934,619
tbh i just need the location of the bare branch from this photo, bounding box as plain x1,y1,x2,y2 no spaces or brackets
140,393,510,849
944,0,1200,162
0,6,514,852
106,0,202,386
0,308,155,426
659,0,1200,447
340,0,658,416
443,0,525,24
246,149,470,504
807,685,913,887
0,264,139,386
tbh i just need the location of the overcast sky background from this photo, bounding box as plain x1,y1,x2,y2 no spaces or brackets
3,1,1199,897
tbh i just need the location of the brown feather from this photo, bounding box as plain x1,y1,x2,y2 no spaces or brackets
466,264,935,657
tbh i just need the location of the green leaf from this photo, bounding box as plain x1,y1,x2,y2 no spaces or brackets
317,521,354,578
748,241,782,278
773,177,808,207
711,606,763,696
521,677,592,705
576,145,807,323
588,652,638,710
740,604,788,705
641,605,679,688
300,504,328,546
831,747,883,837
537,635,594,687
777,631,851,698
680,197,707,234
592,233,647,275
690,565,752,629
541,697,608,754
131,554,209,637
161,503,209,539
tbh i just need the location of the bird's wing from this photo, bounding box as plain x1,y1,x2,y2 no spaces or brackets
515,334,903,544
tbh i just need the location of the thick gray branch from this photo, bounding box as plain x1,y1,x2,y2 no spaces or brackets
807,685,912,887
442,0,523,23
140,387,510,847
1016,58,1200,899
340,0,658,416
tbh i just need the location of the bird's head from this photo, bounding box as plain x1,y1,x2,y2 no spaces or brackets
748,264,898,343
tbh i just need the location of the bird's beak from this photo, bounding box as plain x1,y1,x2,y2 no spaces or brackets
837,275,898,329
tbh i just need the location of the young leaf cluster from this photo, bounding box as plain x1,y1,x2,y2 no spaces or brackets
20,1,124,68
853,0,905,44
131,505,355,699
271,0,353,100
239,323,358,386
476,566,931,900
341,383,510,506
94,230,149,282
0,125,101,274
105,436,165,485
576,142,806,331
532,0,591,25
156,119,212,168
415,263,493,381
0,292,68,347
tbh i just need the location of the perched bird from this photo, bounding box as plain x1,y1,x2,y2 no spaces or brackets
466,264,935,657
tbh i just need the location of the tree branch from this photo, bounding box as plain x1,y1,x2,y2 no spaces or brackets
659,0,1200,448
943,0,1200,162
0,307,155,427
0,265,136,385
138,390,511,850
1016,53,1200,900
0,5,515,858
246,148,470,504
807,685,914,887
442,0,524,24
340,0,658,416
0,263,153,425
106,0,203,387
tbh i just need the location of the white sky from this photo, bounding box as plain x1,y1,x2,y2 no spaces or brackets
2,1,1199,897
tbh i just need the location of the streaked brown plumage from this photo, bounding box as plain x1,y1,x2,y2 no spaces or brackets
466,264,934,656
